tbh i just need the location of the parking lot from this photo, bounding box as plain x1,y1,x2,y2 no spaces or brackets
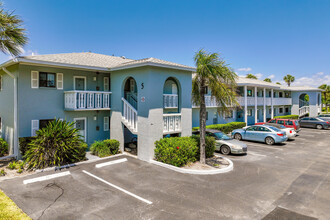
1,128,330,219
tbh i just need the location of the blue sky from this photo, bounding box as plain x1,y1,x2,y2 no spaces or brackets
2,0,330,87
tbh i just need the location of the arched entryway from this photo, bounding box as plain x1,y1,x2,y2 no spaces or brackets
123,77,138,109
299,93,309,108
163,77,180,113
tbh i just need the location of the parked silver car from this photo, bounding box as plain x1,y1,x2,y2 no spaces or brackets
192,129,247,155
317,114,330,122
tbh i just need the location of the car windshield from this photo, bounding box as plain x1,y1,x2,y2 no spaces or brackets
268,126,281,132
213,132,232,140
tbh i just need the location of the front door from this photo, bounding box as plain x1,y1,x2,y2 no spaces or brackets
75,77,86,90
74,118,86,142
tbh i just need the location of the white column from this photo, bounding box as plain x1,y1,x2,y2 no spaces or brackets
263,88,266,122
244,86,248,125
254,87,258,123
271,88,274,118
233,109,237,121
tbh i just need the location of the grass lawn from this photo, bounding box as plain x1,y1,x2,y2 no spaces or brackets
0,189,30,220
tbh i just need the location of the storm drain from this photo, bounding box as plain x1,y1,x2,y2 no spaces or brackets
262,206,317,220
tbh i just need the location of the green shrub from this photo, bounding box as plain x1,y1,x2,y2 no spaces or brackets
0,138,8,157
154,137,198,167
0,169,6,176
24,119,87,170
8,161,17,170
17,168,23,174
7,161,24,170
193,122,246,134
191,135,216,159
90,139,120,157
19,137,35,157
274,115,299,119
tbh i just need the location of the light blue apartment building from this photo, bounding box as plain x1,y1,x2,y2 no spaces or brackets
0,52,322,161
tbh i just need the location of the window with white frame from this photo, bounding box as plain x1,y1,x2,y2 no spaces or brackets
39,72,56,88
279,108,283,113
104,117,110,131
31,71,63,89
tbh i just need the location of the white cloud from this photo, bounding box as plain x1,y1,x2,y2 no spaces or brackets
268,74,275,79
237,67,252,72
292,72,330,87
255,73,263,79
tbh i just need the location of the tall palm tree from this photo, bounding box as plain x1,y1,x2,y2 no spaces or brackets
192,49,238,164
246,73,257,79
264,78,272,83
319,84,330,113
283,74,295,87
0,3,28,56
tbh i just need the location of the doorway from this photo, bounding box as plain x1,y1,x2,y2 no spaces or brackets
74,76,86,90
74,118,87,142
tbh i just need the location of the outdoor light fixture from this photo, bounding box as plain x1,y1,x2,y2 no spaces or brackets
93,116,97,120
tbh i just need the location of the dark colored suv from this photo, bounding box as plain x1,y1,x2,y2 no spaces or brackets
255,118,300,132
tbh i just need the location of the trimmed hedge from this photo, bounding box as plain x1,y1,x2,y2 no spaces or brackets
90,139,120,158
191,135,215,159
193,122,246,134
154,137,198,167
274,115,299,119
0,138,8,157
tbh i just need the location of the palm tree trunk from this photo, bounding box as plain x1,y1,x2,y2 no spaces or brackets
199,80,206,164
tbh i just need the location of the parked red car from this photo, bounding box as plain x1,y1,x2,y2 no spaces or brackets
255,119,301,132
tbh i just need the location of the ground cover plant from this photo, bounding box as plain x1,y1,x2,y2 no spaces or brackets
90,139,120,157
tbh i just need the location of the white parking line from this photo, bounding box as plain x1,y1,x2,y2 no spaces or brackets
96,158,127,168
23,171,71,184
82,170,152,205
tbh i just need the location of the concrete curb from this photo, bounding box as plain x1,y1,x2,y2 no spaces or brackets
150,156,234,175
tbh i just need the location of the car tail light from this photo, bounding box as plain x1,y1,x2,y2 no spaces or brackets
277,133,284,136
327,121,330,124
290,130,292,133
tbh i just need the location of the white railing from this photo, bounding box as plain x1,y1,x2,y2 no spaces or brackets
163,113,181,133
126,92,137,109
299,106,310,117
192,95,217,107
64,91,111,110
163,94,178,108
122,98,138,133
273,98,292,105
299,99,309,108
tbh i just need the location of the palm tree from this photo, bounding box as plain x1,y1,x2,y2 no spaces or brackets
283,74,295,87
319,84,330,113
192,49,238,164
0,3,28,56
246,73,257,79
264,78,272,83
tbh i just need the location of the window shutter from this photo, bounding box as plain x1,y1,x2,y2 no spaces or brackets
57,73,63,90
31,71,39,88
104,117,109,131
104,77,109,91
31,120,39,136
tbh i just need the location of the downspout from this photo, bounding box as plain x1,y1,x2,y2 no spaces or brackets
2,67,18,159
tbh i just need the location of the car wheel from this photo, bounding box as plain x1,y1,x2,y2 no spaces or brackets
265,137,275,145
234,133,242,141
316,124,323,130
220,145,231,155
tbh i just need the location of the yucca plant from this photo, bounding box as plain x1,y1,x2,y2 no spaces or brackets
24,119,87,169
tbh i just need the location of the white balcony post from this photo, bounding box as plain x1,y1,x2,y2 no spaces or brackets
263,88,266,122
271,89,274,118
244,86,248,125
254,87,258,123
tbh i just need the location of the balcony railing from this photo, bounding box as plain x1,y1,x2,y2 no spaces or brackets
237,97,291,106
64,91,111,111
163,113,181,134
163,94,178,108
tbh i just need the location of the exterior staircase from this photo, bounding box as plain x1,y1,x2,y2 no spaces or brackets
122,97,138,134
299,106,310,117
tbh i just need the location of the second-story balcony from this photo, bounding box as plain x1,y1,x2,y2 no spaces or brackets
64,91,111,111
